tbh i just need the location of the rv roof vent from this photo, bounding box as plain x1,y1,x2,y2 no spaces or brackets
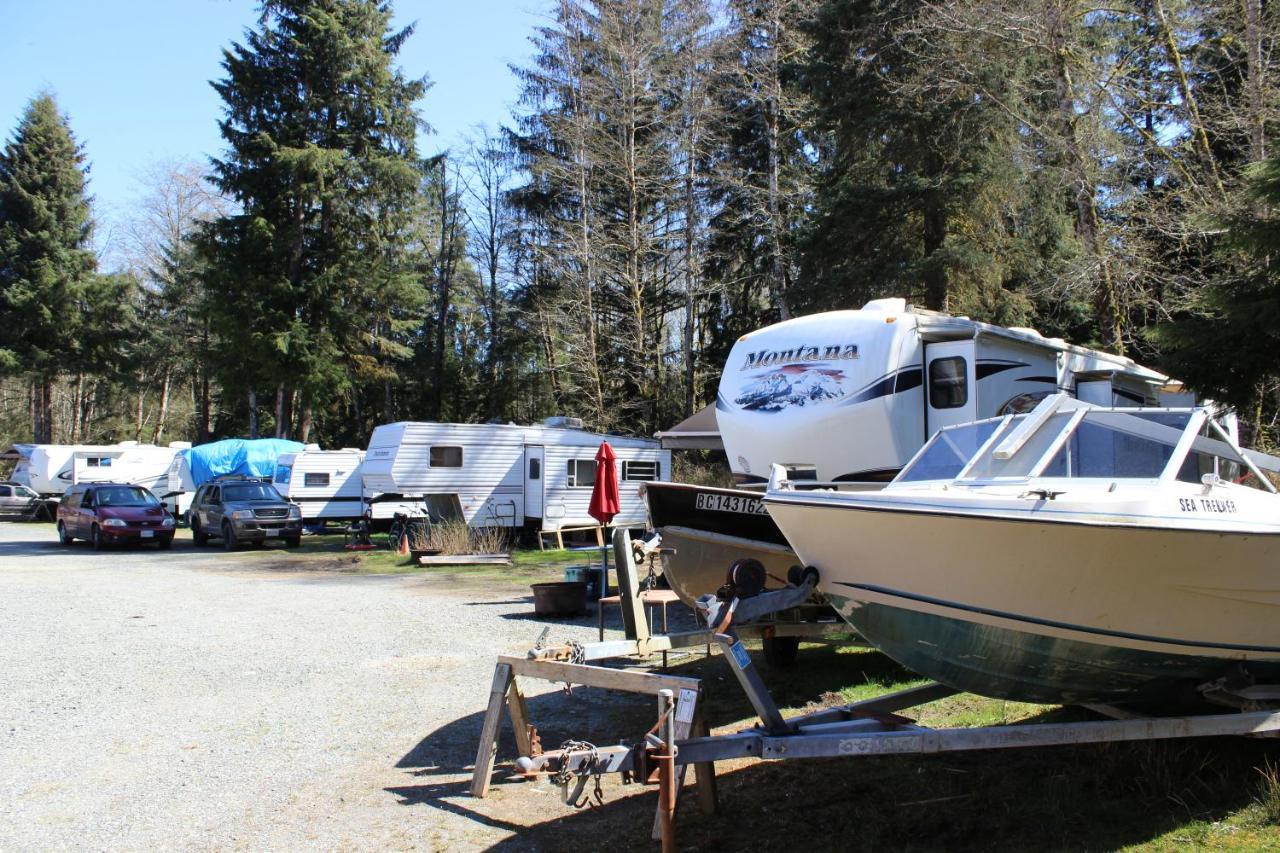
1008,327,1042,338
544,416,585,429
861,297,907,313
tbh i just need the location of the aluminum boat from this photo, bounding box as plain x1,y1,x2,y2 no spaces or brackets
765,394,1280,705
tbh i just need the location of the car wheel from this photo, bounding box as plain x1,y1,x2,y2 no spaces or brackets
222,522,238,551
90,525,105,551
192,519,209,546
156,536,173,550
57,521,73,545
285,536,301,549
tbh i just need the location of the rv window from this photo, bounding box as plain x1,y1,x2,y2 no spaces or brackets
929,357,968,409
567,459,596,488
529,458,541,479
430,446,463,468
274,466,291,485
86,457,111,468
304,472,330,488
622,460,660,481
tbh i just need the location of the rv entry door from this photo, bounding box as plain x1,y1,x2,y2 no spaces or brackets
524,445,545,520
924,340,977,438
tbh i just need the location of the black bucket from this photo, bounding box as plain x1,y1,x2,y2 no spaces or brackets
531,581,588,617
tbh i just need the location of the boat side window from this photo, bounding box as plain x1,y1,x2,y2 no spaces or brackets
898,420,1004,482
567,459,596,488
430,446,463,468
622,460,660,482
304,472,330,487
929,357,968,409
1041,412,1184,479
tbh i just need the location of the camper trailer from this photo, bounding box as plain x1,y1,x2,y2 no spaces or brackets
165,437,307,518
361,419,669,531
3,442,190,498
711,297,1169,483
272,448,365,523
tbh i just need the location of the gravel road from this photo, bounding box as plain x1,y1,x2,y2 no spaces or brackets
0,522,625,851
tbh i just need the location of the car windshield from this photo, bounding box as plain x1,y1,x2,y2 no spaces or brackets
95,486,158,507
222,484,283,502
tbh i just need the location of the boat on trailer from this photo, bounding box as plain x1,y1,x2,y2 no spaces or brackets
647,297,1172,608
765,394,1280,705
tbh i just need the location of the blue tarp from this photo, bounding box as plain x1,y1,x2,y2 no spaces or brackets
182,438,305,487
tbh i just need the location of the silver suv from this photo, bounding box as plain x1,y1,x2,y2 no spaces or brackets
189,477,303,550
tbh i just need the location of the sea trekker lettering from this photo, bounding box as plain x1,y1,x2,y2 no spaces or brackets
695,492,770,516
1178,497,1237,513
740,344,858,371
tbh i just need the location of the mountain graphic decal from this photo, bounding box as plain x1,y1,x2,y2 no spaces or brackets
734,364,847,412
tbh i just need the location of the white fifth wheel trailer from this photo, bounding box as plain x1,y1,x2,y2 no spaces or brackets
4,442,190,498
360,419,669,530
272,448,365,523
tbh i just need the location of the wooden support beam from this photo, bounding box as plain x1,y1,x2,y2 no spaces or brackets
508,676,533,756
498,655,700,696
612,528,648,642
470,662,514,798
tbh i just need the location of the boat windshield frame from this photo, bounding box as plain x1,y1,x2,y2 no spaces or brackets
893,394,1278,491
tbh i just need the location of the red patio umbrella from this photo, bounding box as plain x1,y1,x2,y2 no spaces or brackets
588,441,620,596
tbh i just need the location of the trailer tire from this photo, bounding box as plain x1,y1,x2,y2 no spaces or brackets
762,635,800,667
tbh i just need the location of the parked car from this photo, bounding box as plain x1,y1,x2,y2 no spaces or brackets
188,476,303,550
0,482,41,517
56,483,176,549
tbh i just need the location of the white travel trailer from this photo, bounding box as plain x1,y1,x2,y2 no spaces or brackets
272,448,365,523
361,419,670,531
4,441,190,498
711,297,1169,484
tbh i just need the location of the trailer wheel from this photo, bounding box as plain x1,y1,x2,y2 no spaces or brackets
762,635,800,667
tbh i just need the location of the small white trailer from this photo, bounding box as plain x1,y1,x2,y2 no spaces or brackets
272,448,365,523
360,418,670,531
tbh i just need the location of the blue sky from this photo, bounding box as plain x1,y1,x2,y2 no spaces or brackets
0,0,550,260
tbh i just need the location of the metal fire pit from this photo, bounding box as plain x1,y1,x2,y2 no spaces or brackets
531,581,588,617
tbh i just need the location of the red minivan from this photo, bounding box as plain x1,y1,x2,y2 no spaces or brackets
56,483,176,550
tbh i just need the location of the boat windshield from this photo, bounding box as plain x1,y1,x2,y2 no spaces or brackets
897,418,1009,482
1039,411,1190,479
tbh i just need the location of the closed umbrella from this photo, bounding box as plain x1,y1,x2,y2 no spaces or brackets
588,441,620,597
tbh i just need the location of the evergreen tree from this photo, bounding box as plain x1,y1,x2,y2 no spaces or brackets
200,0,426,443
0,94,99,442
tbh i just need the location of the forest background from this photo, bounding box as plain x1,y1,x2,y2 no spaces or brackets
1,0,1278,452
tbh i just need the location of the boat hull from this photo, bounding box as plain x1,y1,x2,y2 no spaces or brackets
644,482,792,606
766,495,1280,704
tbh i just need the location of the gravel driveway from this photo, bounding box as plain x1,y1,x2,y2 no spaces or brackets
0,522,625,850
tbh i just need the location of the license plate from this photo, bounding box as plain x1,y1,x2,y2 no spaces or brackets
141,530,154,538
265,530,282,537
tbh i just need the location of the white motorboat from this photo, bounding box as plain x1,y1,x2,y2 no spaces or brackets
765,394,1280,705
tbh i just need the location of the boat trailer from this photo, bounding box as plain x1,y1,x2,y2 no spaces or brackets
469,530,1280,850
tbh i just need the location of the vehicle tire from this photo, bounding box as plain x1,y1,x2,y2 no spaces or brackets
191,519,209,547
285,536,301,549
57,521,73,546
90,525,106,552
762,635,800,668
222,522,238,551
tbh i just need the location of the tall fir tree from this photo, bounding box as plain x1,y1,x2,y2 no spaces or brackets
200,0,426,444
0,93,99,442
